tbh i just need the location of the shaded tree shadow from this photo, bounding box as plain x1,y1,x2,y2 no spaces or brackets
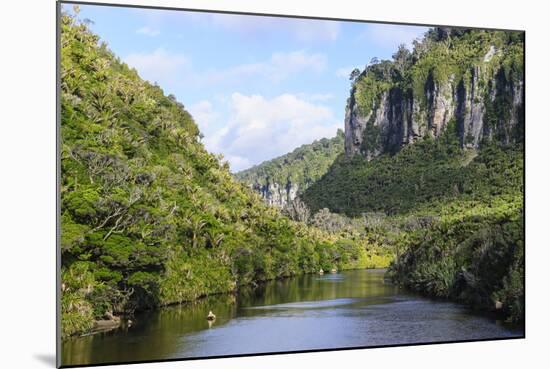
34,353,57,367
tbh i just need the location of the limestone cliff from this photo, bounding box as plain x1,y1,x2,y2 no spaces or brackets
345,28,524,159
250,181,300,208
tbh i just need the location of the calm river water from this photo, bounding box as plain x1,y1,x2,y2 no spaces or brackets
61,269,523,366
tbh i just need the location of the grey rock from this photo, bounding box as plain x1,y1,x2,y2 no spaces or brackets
344,53,523,159
252,180,300,208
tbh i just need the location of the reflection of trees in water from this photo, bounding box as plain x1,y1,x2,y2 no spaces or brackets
62,294,238,365
61,335,95,366
238,269,397,309
63,270,396,365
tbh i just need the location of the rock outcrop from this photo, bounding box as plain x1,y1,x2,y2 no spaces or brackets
345,29,524,159
250,180,299,208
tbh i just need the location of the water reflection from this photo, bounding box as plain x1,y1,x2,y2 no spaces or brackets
62,269,523,366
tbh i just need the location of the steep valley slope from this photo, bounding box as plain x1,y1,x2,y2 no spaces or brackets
59,13,391,338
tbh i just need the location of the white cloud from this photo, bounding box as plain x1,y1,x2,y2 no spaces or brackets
188,100,219,132
136,26,160,36
224,155,252,171
123,48,326,98
205,93,341,172
124,48,189,87
361,24,428,50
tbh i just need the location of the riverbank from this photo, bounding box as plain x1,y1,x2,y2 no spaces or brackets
63,253,393,340
61,269,523,366
386,196,524,323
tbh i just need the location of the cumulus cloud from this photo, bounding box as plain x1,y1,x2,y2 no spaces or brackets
188,100,219,132
124,48,189,87
224,155,252,172
205,93,341,172
136,26,160,36
361,24,428,50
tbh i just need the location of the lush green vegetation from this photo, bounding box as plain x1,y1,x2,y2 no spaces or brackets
408,28,524,101
60,12,390,338
386,197,524,322
235,130,345,192
301,28,524,322
302,130,523,321
303,126,523,216
60,12,524,340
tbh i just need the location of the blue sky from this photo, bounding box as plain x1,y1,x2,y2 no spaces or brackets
64,4,429,172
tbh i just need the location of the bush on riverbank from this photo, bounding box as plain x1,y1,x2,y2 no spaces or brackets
387,196,524,322
61,262,97,337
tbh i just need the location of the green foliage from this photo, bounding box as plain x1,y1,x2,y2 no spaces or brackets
387,199,524,322
60,12,387,338
304,137,523,216
354,62,393,117
61,262,97,337
235,130,345,192
302,124,523,322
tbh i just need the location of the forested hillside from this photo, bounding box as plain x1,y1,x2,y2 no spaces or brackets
303,131,523,216
235,130,344,208
59,13,390,338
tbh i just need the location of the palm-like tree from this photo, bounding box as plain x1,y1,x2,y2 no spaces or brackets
206,230,225,249
184,215,207,249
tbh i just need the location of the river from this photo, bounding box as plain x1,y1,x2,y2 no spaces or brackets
61,269,523,366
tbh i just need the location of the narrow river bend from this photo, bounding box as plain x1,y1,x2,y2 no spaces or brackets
62,269,523,366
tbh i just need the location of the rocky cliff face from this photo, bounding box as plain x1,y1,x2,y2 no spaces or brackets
250,181,299,208
345,30,524,159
